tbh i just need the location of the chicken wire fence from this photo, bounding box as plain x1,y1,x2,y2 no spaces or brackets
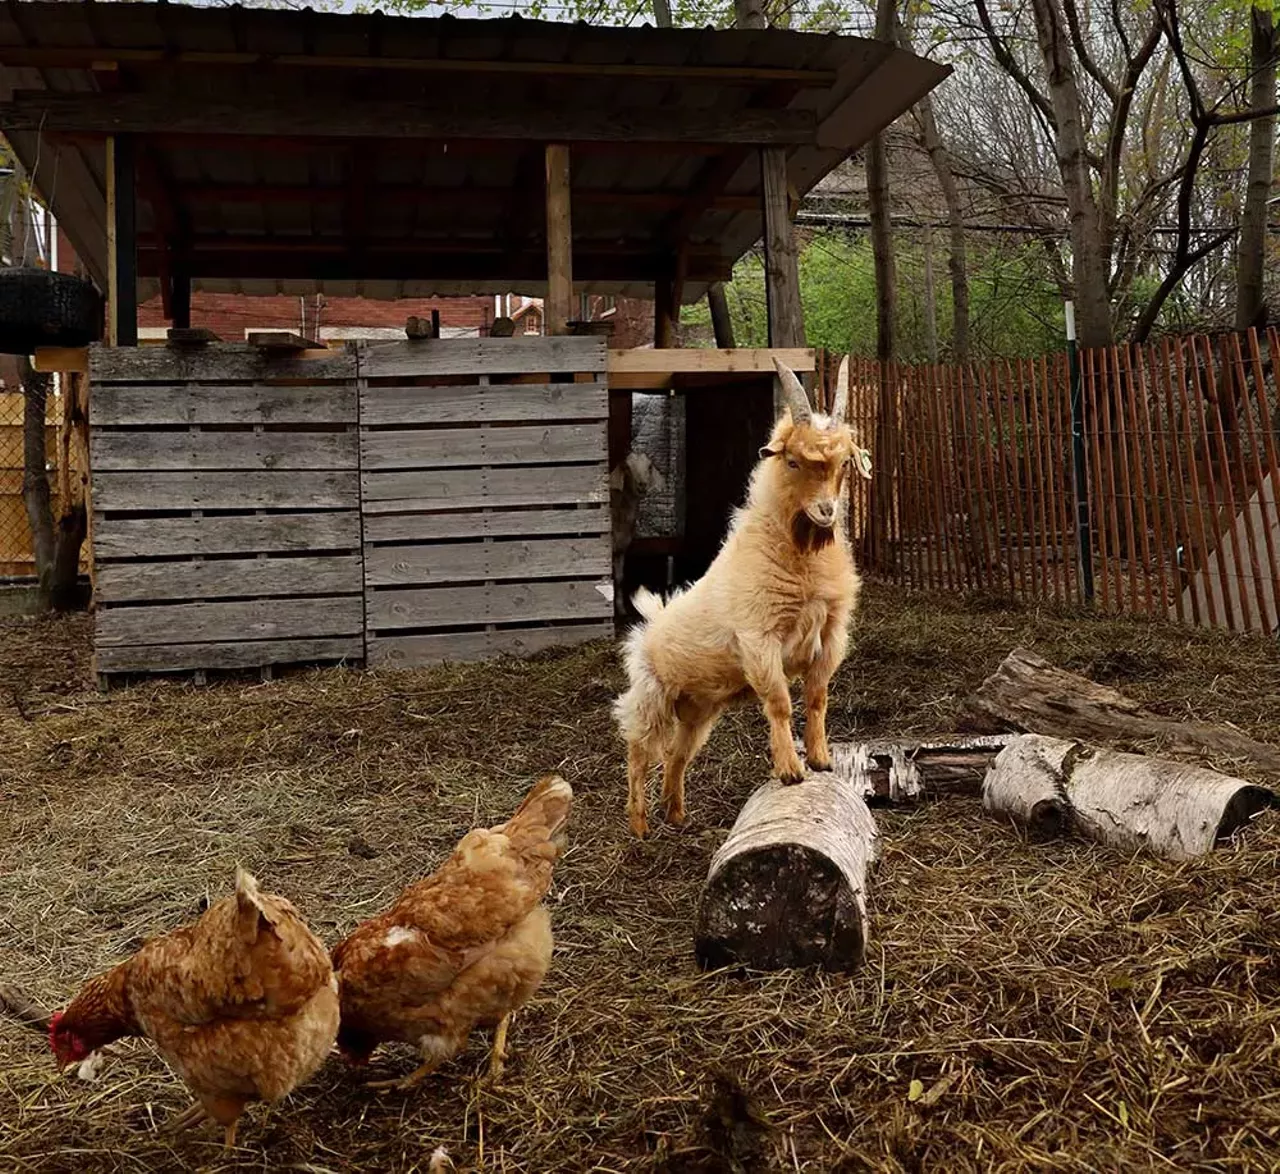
0,380,80,579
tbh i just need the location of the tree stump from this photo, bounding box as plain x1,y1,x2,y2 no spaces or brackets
983,734,1274,860
830,734,1015,803
961,647,1280,773
694,775,877,973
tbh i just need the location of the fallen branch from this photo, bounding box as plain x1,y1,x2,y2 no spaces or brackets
831,734,1016,802
960,648,1280,773
983,734,1274,860
695,773,877,973
0,981,53,1033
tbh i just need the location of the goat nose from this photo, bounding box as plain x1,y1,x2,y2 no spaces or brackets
816,502,835,522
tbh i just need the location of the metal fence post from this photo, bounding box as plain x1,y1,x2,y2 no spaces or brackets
1066,301,1094,604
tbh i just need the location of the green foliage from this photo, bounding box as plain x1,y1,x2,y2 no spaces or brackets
683,230,1067,359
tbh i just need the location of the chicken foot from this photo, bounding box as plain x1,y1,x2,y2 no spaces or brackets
365,1058,442,1093
162,1102,210,1135
487,1014,511,1083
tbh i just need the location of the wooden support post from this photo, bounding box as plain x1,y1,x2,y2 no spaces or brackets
654,252,686,349
983,734,1273,861
170,269,191,330
760,146,804,414
695,773,877,972
545,143,574,337
707,282,736,348
106,135,138,347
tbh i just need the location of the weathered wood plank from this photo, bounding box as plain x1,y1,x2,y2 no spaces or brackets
92,383,358,426
362,506,609,544
607,347,815,374
97,555,363,603
93,511,361,558
364,537,609,587
96,595,363,646
367,622,613,667
360,382,607,426
95,636,364,673
248,331,323,351
89,344,356,384
361,464,606,511
93,430,358,472
94,470,358,511
367,579,611,630
360,337,605,378
360,423,605,470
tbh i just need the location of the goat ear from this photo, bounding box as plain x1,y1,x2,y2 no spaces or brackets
608,465,627,492
759,444,782,460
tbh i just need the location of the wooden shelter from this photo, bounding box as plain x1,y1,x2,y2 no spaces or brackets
0,2,948,679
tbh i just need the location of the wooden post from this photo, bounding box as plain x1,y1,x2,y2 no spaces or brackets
170,269,191,331
707,282,736,348
545,144,573,337
653,251,686,349
105,135,138,347
760,146,804,415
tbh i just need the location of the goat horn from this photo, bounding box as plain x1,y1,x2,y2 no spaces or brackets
830,354,850,427
771,356,812,426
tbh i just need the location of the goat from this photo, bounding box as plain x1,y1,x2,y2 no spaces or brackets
613,357,873,837
609,451,666,620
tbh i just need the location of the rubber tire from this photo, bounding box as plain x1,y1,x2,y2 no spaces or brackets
0,267,104,355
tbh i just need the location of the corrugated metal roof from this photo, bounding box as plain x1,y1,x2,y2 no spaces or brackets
0,2,950,303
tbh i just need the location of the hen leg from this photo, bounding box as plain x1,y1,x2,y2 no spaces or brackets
488,1013,511,1082
367,1034,460,1093
366,1060,441,1093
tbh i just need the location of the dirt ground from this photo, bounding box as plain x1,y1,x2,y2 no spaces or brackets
3,583,1280,1173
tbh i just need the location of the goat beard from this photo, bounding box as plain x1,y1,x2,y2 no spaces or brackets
791,511,836,553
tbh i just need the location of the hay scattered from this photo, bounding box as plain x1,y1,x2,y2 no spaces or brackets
2,585,1280,1172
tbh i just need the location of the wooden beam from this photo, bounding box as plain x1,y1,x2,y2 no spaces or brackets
247,331,325,351
170,270,192,330
174,182,760,213
134,246,732,285
608,348,814,373
3,92,817,146
545,144,574,338
653,250,687,349
106,135,138,347
0,45,838,87
760,146,805,354
32,347,89,375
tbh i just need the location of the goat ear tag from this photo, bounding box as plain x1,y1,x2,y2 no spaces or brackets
856,449,873,480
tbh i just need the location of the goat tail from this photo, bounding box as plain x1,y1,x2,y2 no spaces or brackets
630,586,666,621
612,619,674,755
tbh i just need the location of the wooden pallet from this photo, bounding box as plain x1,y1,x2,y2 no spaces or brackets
89,344,364,684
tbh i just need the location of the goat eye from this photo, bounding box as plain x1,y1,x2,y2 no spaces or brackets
786,458,800,470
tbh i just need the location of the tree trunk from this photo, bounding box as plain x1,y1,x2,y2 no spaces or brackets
1235,4,1277,333
707,282,736,348
733,0,766,28
921,227,938,362
19,357,55,611
865,0,899,571
651,0,673,26
695,775,878,972
1028,0,1113,348
960,647,1280,772
899,25,970,362
983,734,1273,861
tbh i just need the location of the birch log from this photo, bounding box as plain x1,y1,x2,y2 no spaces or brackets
831,734,1015,802
962,648,1280,773
983,734,1274,860
694,774,877,973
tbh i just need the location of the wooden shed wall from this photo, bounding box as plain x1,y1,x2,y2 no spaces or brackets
88,337,612,677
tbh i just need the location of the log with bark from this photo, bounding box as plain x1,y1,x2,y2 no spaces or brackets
983,734,1274,861
960,647,1280,774
0,980,52,1033
695,773,878,973
831,734,1015,803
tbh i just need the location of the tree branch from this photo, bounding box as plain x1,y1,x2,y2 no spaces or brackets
974,0,1058,130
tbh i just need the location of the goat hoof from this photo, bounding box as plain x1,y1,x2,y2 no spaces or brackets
778,770,805,786
807,756,833,772
628,813,650,839
663,805,686,828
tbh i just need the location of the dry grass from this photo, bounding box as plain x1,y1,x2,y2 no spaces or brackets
2,584,1280,1173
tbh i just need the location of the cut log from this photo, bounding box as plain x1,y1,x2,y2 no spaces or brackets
694,774,877,973
983,734,1274,860
830,734,1016,802
961,647,1280,774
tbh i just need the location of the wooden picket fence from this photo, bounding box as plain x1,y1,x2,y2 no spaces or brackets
814,328,1280,636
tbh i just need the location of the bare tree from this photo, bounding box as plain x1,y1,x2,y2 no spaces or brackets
1236,3,1277,331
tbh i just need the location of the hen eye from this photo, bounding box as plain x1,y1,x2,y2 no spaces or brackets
786,458,800,470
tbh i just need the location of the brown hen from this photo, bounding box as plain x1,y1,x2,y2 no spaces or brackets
49,867,339,1150
332,774,573,1091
